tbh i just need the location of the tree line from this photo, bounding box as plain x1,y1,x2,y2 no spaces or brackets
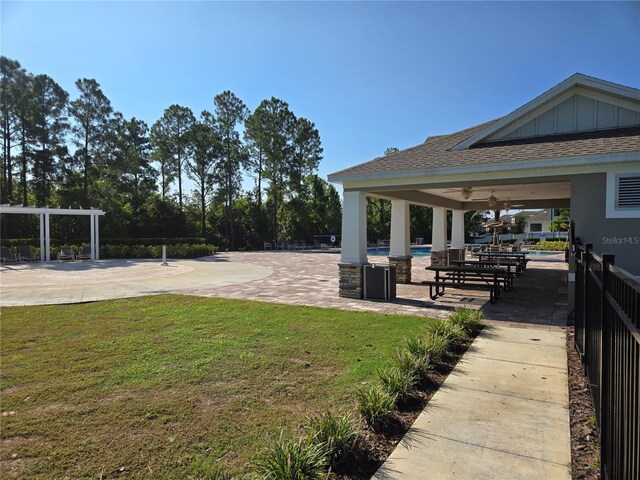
0,56,342,249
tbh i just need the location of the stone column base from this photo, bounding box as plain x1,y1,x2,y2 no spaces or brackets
388,256,412,283
430,249,448,267
338,263,366,299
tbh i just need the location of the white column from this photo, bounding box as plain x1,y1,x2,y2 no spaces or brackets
44,213,51,262
451,209,466,249
431,206,447,251
340,191,368,264
390,200,411,257
39,214,45,261
90,214,95,260
94,215,100,260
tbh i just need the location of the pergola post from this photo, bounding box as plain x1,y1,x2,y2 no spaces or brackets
389,199,412,283
431,206,448,266
39,214,45,261
44,213,51,262
94,214,100,260
90,214,95,260
450,209,466,262
339,191,368,298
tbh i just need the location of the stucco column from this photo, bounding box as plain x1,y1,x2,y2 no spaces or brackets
431,206,448,266
339,191,368,298
450,209,466,262
388,200,412,283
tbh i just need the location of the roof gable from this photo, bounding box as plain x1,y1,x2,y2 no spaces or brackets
452,74,640,151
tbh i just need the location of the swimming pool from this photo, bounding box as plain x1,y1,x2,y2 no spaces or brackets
368,246,432,257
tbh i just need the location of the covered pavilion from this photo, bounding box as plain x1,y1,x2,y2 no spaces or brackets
0,205,105,261
328,73,640,298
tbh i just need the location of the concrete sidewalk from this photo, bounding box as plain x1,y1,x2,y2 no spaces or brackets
373,325,571,480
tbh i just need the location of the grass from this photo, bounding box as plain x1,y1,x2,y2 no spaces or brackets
0,294,433,478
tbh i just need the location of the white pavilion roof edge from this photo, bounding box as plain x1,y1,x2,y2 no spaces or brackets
0,205,105,216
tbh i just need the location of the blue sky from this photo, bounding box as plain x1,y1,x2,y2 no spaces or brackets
2,1,639,192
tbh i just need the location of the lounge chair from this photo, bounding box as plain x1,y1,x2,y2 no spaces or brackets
0,246,17,263
57,248,75,261
76,246,92,260
18,244,38,261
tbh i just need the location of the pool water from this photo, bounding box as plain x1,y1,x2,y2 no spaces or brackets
368,247,432,257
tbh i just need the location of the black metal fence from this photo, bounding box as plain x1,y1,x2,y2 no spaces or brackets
574,244,639,480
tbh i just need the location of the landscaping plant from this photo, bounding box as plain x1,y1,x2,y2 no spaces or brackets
258,437,327,480
378,366,417,406
305,411,359,468
425,319,466,347
355,385,395,431
422,333,450,363
448,307,484,335
395,346,430,383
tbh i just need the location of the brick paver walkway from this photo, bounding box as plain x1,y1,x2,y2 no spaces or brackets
193,251,568,329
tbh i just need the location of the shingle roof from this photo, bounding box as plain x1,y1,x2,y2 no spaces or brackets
330,122,640,179
526,209,553,222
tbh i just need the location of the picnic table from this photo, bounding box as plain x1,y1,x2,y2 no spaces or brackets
423,264,509,303
474,251,529,272
449,259,519,288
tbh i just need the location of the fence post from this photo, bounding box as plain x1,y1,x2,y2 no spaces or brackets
600,253,615,480
582,244,592,364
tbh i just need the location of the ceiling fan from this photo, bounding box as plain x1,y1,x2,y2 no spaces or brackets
442,186,493,200
475,192,526,210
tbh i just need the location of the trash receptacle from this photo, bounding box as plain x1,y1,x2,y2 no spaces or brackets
364,264,397,300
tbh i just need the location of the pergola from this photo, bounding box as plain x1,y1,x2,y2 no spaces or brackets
0,205,105,262
328,74,640,298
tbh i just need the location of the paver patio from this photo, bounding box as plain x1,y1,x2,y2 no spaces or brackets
1,251,567,331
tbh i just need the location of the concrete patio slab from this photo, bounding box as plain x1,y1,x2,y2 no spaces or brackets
0,258,273,306
373,325,571,480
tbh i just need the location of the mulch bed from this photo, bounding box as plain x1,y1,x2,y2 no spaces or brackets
332,327,602,480
332,339,474,479
566,327,601,479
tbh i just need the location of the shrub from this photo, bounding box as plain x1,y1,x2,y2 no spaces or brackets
529,240,568,251
378,366,417,405
448,307,484,335
258,437,326,480
99,243,217,259
395,345,430,382
423,333,451,363
425,319,466,347
305,411,359,467
404,336,427,359
355,385,395,430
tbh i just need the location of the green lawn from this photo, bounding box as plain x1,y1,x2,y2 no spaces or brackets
0,295,432,478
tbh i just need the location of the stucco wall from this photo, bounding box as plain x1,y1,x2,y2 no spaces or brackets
571,173,640,274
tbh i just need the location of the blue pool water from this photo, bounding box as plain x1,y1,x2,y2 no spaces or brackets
368,247,432,257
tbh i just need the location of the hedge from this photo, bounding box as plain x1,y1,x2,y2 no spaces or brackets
1,243,218,259
0,237,208,248
528,241,568,251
